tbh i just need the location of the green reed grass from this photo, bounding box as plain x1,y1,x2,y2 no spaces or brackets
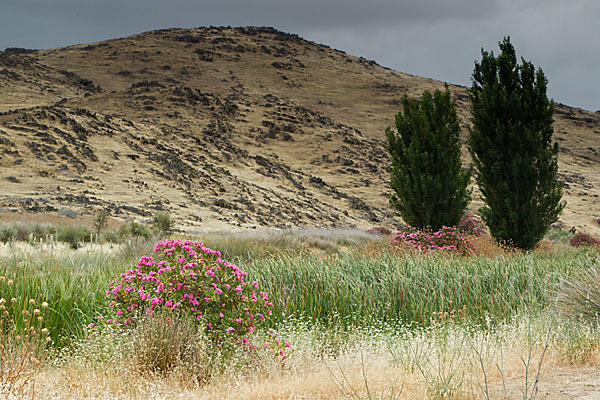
1,237,596,350
246,249,592,328
0,252,129,348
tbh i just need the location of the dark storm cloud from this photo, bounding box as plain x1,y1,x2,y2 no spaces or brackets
1,0,499,49
1,0,598,110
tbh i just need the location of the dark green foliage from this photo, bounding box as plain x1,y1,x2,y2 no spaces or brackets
385,86,472,230
468,37,565,250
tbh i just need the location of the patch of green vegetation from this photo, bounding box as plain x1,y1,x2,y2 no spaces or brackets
247,249,592,328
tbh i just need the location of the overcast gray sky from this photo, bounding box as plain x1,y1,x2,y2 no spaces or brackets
2,0,599,111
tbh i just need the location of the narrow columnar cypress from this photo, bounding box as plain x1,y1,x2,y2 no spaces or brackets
468,37,565,250
386,85,471,230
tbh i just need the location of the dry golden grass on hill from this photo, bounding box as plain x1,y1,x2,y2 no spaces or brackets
0,27,598,234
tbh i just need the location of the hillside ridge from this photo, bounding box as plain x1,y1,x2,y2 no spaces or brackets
0,26,598,234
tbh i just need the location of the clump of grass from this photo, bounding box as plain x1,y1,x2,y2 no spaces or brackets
0,276,52,397
468,234,523,258
118,235,157,260
100,229,119,244
556,254,600,320
555,320,600,365
198,233,284,263
130,310,208,385
291,227,376,248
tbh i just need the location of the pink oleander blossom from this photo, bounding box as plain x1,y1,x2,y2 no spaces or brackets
392,225,474,255
570,232,600,248
101,239,287,360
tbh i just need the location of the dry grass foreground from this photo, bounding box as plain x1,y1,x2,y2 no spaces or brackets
0,27,599,235
2,231,600,399
18,316,600,399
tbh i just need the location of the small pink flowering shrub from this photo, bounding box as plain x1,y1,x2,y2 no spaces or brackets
392,226,474,255
569,233,600,248
457,211,486,236
366,226,393,236
103,239,286,357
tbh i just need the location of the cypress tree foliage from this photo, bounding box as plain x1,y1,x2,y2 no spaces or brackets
468,37,565,250
386,86,471,230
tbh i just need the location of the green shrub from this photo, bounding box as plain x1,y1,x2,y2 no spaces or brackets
544,227,572,244
118,221,150,240
100,229,119,244
151,212,174,236
0,222,57,243
11,223,33,242
0,226,11,243
56,225,92,249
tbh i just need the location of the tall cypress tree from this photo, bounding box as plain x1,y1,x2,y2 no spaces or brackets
386,86,471,230
468,37,565,250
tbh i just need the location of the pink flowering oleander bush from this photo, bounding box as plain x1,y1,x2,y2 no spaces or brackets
569,233,600,248
392,225,474,255
457,211,486,236
101,239,288,359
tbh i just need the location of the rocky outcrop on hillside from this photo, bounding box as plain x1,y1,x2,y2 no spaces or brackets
0,27,598,233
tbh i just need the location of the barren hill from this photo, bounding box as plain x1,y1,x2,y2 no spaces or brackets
0,27,598,234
